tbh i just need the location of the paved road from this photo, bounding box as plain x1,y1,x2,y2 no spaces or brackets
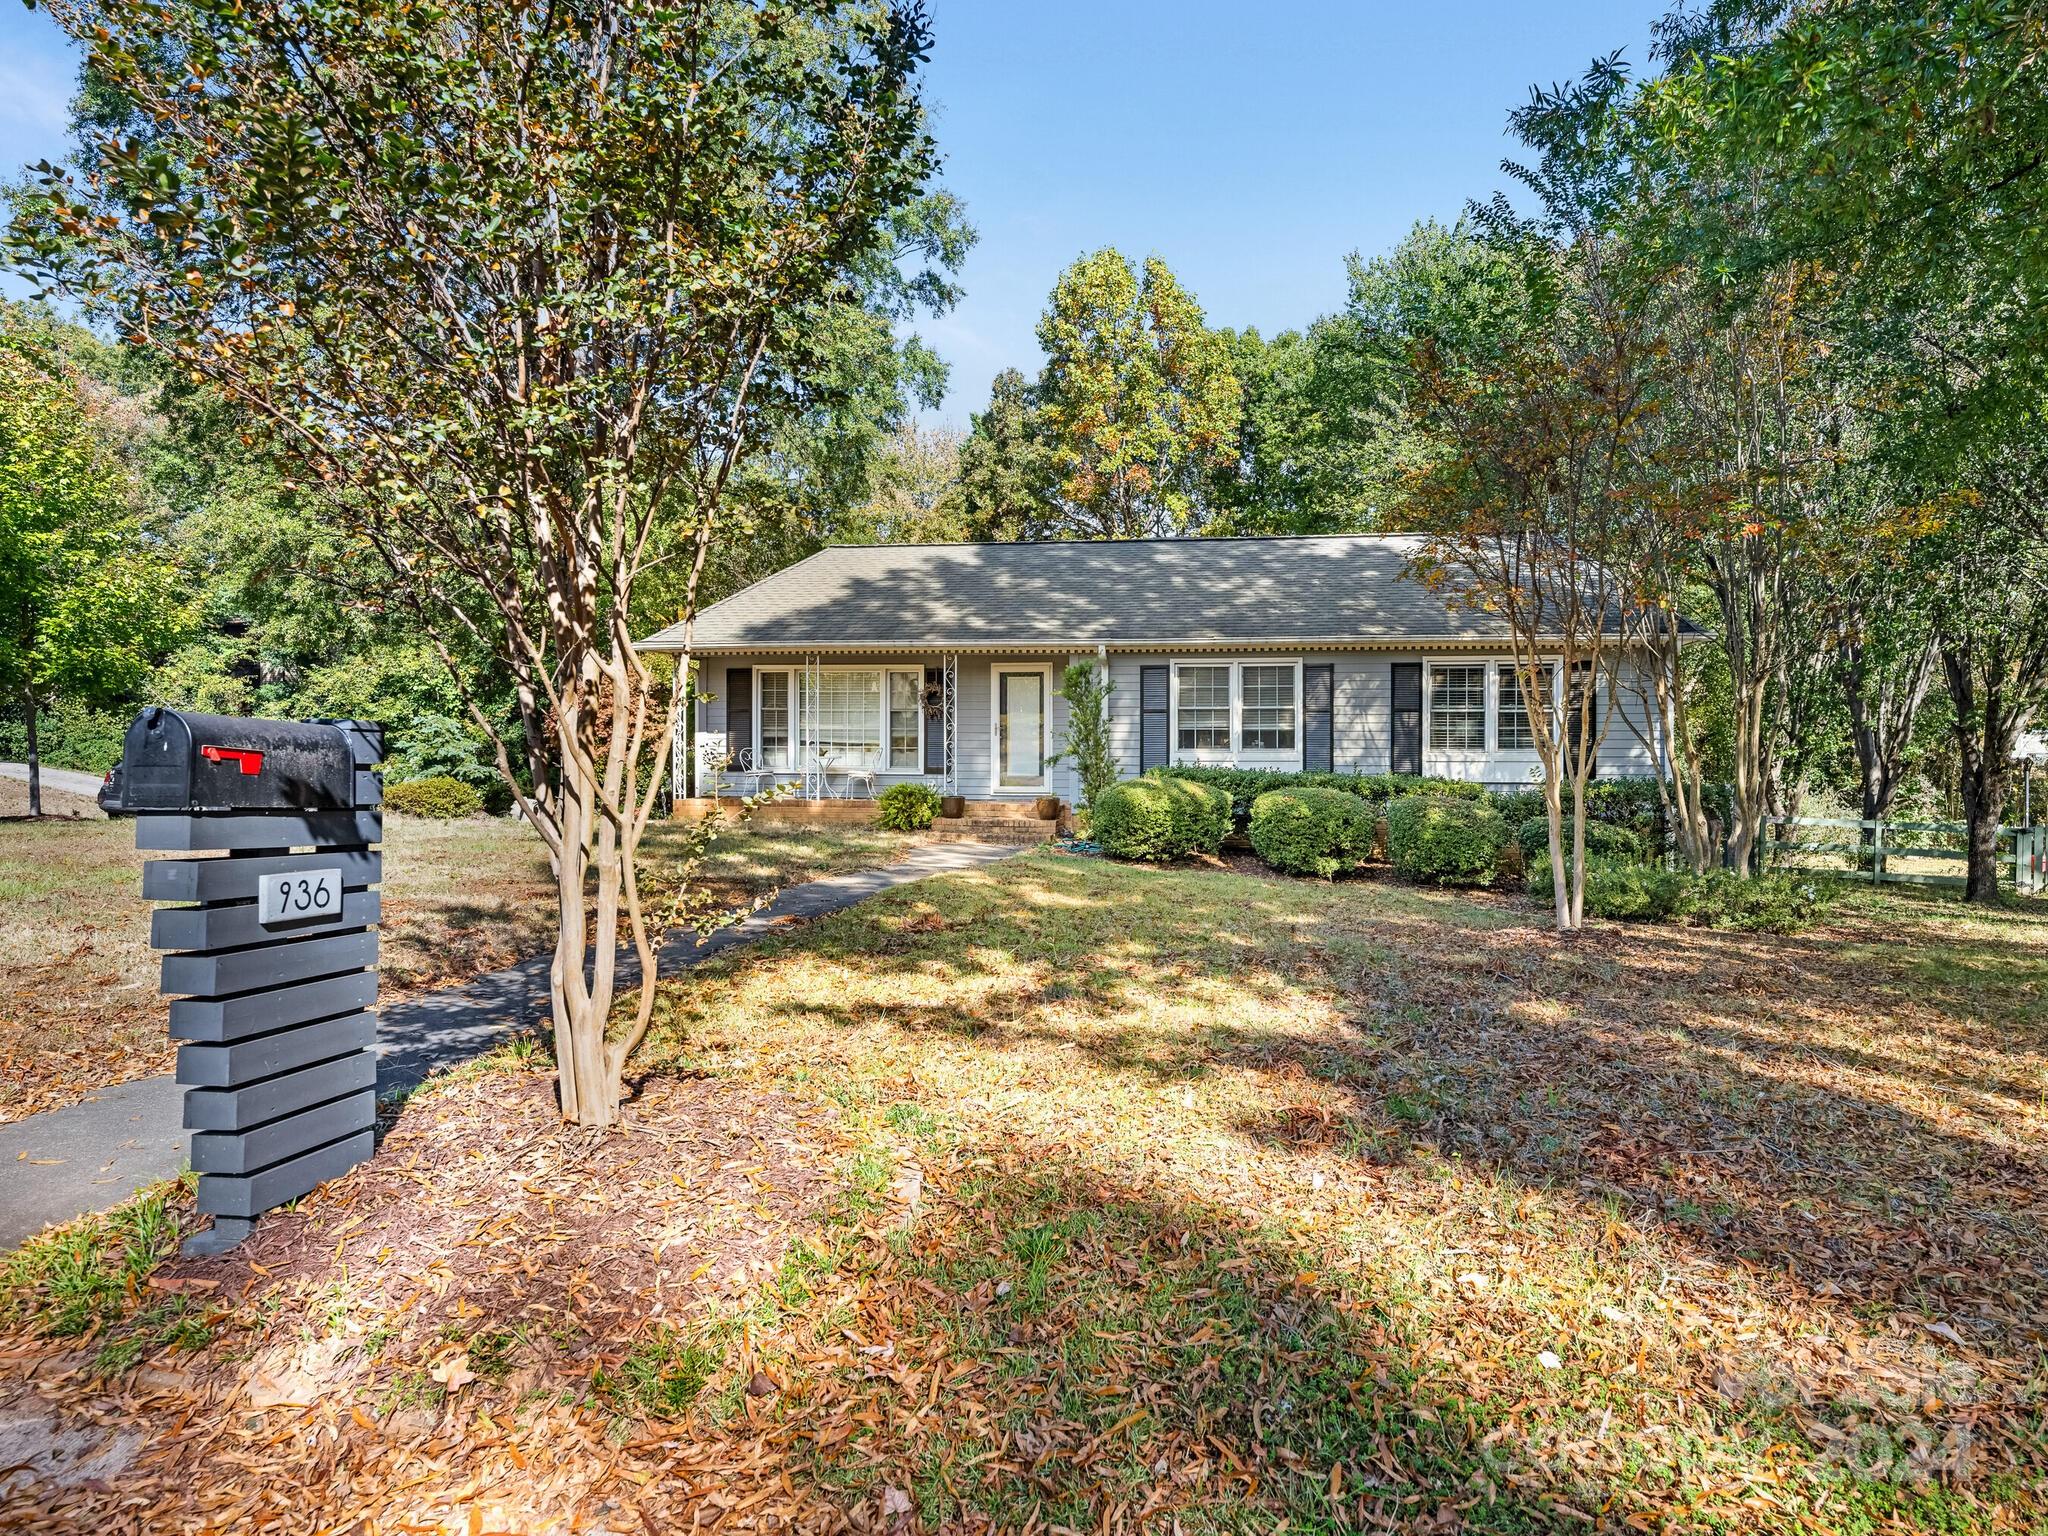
0,762,106,808
0,839,1021,1249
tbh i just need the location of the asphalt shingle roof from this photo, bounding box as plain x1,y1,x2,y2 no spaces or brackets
636,535,1575,652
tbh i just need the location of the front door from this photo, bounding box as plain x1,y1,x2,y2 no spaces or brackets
994,668,1047,790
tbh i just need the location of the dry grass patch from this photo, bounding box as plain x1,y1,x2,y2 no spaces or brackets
2,854,2041,1532
0,812,927,1121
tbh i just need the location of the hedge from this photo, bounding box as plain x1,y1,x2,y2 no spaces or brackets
875,782,942,831
1384,794,1508,886
1512,814,1645,868
1155,766,1485,821
384,775,485,818
1491,777,1664,845
1093,776,1230,862
1530,858,1840,934
1248,786,1376,879
0,703,131,776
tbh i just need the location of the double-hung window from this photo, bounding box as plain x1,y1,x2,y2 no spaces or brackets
1175,665,1232,751
1428,664,1487,751
755,666,923,772
1496,664,1540,750
1424,659,1561,757
1172,659,1302,765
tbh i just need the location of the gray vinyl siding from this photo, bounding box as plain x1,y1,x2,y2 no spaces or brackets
690,648,1661,799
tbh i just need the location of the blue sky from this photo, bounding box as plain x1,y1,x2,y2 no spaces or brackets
0,1,1663,424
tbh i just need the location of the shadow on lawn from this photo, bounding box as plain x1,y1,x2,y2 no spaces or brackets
684,854,2048,1371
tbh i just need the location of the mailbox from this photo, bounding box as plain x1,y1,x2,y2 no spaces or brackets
115,708,382,814
116,707,387,1257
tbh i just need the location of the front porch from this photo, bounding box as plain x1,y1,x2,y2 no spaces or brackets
672,794,1070,843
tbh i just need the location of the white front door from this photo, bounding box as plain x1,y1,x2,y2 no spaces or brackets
994,667,1047,791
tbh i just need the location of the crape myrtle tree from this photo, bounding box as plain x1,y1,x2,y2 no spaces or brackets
10,0,940,1125
1399,225,1640,934
1636,0,2048,898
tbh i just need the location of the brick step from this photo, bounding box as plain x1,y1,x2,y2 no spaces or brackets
931,822,1057,843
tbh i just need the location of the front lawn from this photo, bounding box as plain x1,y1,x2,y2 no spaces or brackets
1,855,2042,1531
0,811,928,1121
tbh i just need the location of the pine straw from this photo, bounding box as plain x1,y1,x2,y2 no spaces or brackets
0,855,2042,1532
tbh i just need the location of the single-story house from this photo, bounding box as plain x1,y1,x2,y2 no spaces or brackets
634,534,1662,806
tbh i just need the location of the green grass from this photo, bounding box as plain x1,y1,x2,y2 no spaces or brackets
0,1176,192,1339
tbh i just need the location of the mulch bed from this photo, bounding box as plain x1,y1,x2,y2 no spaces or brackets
0,1069,854,1534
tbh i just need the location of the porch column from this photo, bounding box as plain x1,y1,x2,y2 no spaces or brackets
943,651,959,794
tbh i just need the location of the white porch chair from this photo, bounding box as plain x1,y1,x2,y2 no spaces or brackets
715,746,766,800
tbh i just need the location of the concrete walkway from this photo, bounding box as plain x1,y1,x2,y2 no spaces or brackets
0,839,1021,1249
0,762,107,807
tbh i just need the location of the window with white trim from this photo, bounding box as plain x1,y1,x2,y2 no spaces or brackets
1497,665,1539,750
758,671,793,768
1239,664,1297,751
1428,664,1486,751
1175,665,1231,750
755,667,923,773
1171,659,1303,764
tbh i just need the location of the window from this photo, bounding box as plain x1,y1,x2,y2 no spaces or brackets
1240,664,1297,751
815,670,883,768
888,670,921,771
1497,665,1540,750
1428,664,1486,751
1171,659,1303,762
758,671,793,768
757,666,922,773
1176,665,1231,750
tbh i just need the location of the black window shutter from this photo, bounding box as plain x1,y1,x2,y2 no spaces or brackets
1304,664,1335,773
1139,665,1169,772
1390,662,1422,777
923,666,946,774
726,667,754,766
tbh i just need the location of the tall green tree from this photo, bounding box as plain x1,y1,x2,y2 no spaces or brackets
0,308,187,813
11,0,940,1125
1030,249,1242,539
950,366,1055,540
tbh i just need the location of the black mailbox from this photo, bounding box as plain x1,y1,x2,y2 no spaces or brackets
115,708,379,814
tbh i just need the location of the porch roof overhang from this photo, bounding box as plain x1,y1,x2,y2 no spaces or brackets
637,635,1675,657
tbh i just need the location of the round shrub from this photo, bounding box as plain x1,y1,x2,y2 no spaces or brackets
1384,795,1507,886
1513,814,1645,868
1529,856,1689,921
385,775,484,819
1173,778,1232,854
1093,776,1229,862
875,781,942,831
1248,787,1375,879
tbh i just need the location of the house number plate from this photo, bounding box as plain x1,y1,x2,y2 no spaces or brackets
258,867,343,926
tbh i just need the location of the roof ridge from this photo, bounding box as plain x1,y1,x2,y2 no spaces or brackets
809,532,1424,551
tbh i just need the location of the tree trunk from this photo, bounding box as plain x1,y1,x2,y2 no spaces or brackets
1958,763,2005,902
24,693,40,819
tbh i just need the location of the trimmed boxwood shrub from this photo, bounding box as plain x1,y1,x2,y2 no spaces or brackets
1513,814,1645,867
1093,776,1230,862
1384,794,1508,886
1530,859,1839,933
385,775,484,818
1248,786,1375,879
875,781,942,831
1157,766,1485,822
